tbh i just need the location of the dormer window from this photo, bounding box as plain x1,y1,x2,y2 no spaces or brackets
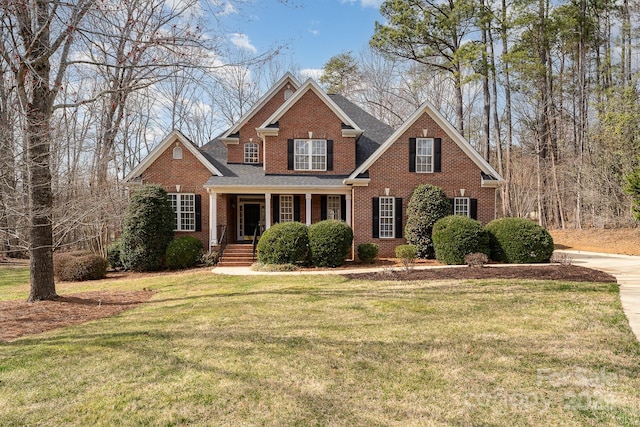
244,142,259,163
172,146,183,159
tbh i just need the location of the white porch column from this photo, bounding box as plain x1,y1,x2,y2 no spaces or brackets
265,192,271,229
209,191,217,246
305,193,312,225
345,192,352,227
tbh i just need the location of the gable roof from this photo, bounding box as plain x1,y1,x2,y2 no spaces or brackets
256,78,363,139
328,94,394,166
348,100,504,186
124,129,222,182
219,72,300,144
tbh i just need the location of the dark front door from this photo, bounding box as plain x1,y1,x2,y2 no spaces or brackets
244,204,261,238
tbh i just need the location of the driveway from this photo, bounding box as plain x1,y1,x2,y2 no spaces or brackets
557,250,640,342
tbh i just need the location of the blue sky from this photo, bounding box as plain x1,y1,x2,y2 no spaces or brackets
222,0,385,76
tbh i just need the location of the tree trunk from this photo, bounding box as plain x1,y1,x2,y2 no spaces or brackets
24,0,57,301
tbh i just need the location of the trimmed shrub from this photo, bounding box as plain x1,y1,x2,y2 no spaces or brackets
54,252,108,281
107,241,123,270
432,215,490,265
120,184,175,272
308,220,354,267
357,243,379,264
395,244,417,270
166,236,203,270
405,184,451,258
486,217,555,263
257,221,309,265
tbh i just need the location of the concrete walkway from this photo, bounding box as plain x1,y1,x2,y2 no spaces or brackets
213,250,640,341
556,250,640,342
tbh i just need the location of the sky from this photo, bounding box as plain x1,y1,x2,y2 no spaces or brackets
221,0,385,78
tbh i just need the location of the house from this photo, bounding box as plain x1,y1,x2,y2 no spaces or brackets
124,73,504,262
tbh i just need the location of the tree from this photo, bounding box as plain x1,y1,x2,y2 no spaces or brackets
371,0,479,133
404,184,451,258
120,185,174,271
320,51,360,95
1,0,95,301
624,165,640,221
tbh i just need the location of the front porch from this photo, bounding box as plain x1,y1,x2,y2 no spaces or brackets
207,190,352,248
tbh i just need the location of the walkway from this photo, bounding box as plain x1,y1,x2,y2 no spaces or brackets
555,250,640,341
214,250,640,341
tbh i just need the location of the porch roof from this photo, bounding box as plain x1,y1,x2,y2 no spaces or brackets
204,163,349,190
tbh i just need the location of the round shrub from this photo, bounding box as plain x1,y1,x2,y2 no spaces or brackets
120,184,175,272
357,243,379,264
432,215,490,265
308,220,354,267
166,236,203,270
257,221,309,265
107,240,123,270
395,244,417,270
405,184,451,258
486,217,555,263
54,251,108,281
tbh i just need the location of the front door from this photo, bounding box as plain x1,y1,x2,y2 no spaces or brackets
244,204,261,239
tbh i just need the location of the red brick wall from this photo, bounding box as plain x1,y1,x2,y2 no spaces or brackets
352,112,497,257
140,141,211,249
227,85,294,164
264,90,356,174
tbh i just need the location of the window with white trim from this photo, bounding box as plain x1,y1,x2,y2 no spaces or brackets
379,196,395,238
280,195,294,223
244,142,259,163
294,139,326,171
172,146,183,159
327,195,341,220
416,138,433,173
168,193,195,231
454,197,470,217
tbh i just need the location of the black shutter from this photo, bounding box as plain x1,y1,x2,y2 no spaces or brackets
449,198,455,214
470,199,478,220
409,138,416,172
294,196,301,222
372,197,380,238
320,196,327,220
327,140,334,171
394,198,403,238
434,138,442,172
340,195,347,222
195,194,202,232
287,139,294,170
273,195,280,223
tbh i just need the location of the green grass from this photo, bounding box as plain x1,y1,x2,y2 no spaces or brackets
1,268,639,426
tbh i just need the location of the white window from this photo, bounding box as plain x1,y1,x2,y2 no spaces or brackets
168,193,195,231
280,195,294,223
454,197,470,217
416,138,433,173
244,142,259,163
172,146,183,159
379,196,395,238
327,195,341,220
294,139,326,171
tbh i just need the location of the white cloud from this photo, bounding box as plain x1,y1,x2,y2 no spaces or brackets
211,0,237,16
340,0,384,8
229,33,257,53
299,68,323,81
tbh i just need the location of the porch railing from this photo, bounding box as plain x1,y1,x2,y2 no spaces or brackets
252,225,264,260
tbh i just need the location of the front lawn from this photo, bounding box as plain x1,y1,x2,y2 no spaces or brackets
1,269,639,426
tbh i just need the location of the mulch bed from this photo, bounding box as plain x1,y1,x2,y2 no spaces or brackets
345,264,618,283
0,290,154,342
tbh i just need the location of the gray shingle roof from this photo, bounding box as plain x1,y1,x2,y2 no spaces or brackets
198,93,393,187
